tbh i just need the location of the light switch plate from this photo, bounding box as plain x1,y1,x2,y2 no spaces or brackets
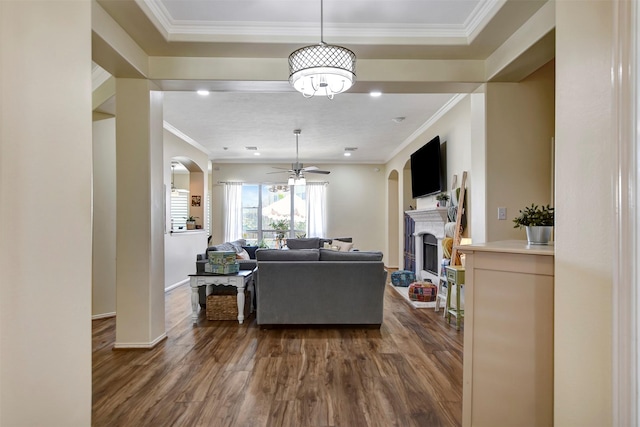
498,207,507,220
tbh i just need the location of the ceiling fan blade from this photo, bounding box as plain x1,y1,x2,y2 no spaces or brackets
271,166,290,170
302,166,318,171
266,170,291,174
305,169,330,174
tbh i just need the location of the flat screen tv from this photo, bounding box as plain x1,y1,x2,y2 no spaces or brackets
410,135,446,199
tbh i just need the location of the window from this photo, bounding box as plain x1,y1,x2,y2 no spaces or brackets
241,184,309,247
170,191,189,231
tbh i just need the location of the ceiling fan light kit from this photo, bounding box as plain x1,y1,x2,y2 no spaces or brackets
269,129,331,184
288,0,356,99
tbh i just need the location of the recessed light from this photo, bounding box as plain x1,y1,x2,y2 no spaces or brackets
370,91,382,97
344,152,352,157
254,152,261,156
392,116,406,123
197,90,210,96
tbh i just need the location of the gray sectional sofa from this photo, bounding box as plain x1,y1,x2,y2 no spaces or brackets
254,248,387,326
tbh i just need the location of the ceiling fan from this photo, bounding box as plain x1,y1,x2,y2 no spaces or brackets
269,129,330,185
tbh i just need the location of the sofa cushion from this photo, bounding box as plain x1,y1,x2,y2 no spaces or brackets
256,248,320,261
286,237,320,249
319,249,383,261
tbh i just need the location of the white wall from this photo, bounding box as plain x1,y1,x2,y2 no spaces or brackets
164,130,209,289
92,117,117,318
485,61,555,241
555,2,613,425
385,95,473,263
210,162,386,254
0,1,92,424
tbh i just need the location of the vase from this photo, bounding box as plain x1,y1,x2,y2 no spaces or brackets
525,226,553,245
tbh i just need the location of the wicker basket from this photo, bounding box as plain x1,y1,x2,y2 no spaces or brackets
206,289,250,321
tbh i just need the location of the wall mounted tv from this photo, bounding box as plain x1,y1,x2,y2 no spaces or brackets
410,135,447,199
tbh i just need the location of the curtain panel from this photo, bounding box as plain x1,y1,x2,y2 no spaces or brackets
223,182,243,242
305,182,327,238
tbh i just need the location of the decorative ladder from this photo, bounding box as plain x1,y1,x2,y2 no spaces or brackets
450,171,467,266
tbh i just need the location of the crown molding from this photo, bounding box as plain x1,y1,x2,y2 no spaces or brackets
385,93,468,163
465,0,507,42
163,121,212,156
136,0,502,45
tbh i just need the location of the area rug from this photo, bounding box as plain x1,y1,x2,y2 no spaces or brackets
389,284,437,309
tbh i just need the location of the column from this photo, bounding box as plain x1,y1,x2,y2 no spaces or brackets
115,78,166,348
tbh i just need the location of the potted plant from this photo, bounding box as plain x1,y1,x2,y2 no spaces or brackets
513,204,554,245
186,215,198,230
269,219,289,248
436,192,450,207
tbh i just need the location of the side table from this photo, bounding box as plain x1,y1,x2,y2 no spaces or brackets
189,270,253,324
445,265,465,330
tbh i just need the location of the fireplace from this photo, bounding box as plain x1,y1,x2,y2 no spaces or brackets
423,234,438,275
405,207,449,285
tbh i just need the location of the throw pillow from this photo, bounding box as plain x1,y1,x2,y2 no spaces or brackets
333,240,354,252
236,249,250,260
214,242,236,252
242,245,259,259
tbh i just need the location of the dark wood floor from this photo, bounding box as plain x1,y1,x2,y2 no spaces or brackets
92,279,464,427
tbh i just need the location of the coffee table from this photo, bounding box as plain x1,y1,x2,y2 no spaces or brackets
189,270,253,324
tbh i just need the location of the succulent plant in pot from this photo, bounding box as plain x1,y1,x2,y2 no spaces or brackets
436,192,450,207
513,204,554,245
186,215,199,230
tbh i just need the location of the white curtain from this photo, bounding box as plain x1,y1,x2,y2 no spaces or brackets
306,182,327,238
224,182,243,242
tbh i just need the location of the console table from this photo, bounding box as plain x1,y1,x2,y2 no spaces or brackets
189,270,253,324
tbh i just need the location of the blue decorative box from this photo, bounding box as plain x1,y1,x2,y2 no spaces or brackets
391,270,416,287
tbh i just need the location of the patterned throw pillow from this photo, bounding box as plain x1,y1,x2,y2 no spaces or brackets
332,240,354,252
215,239,246,253
236,249,250,260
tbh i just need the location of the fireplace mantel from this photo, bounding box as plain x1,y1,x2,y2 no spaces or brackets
405,207,449,224
406,207,450,240
405,207,451,283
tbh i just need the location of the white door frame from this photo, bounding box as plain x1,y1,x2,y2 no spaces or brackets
613,0,639,425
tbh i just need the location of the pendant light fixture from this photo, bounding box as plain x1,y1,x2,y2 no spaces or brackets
288,0,356,99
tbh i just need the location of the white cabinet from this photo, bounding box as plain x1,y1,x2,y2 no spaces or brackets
457,240,554,427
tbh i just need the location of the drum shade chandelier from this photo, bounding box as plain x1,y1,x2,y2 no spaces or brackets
288,0,356,99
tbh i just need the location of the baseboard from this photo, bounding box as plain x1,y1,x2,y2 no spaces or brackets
165,278,189,292
113,333,167,350
92,312,116,320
